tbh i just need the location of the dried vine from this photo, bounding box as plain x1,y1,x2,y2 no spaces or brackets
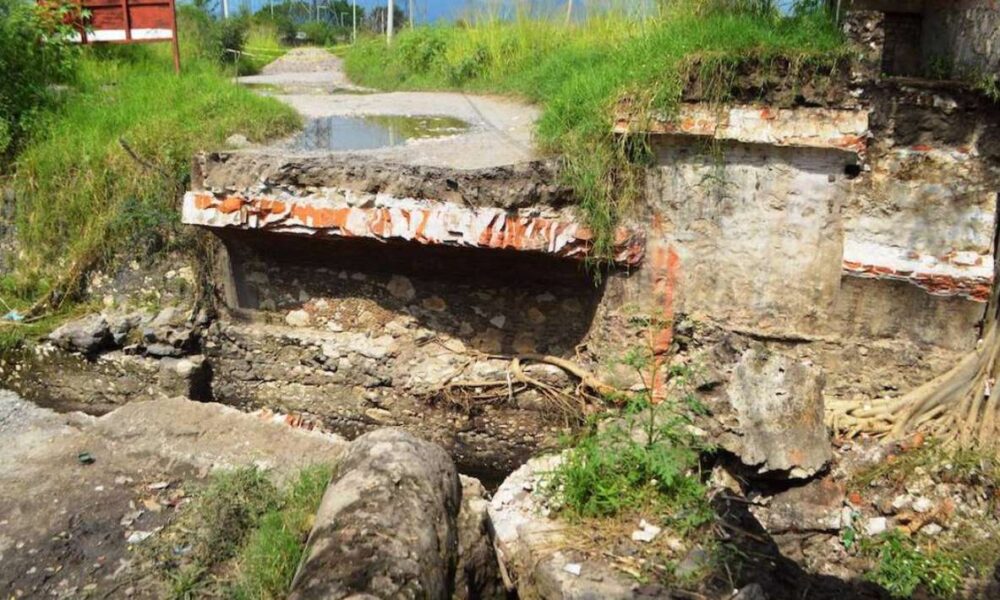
423,352,616,418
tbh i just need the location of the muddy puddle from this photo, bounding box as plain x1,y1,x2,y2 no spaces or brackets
287,115,471,151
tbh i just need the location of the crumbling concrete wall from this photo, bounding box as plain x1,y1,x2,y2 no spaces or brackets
922,0,1000,77
844,0,1000,78
631,70,1000,413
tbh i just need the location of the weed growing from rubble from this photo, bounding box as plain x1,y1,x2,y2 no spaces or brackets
550,344,712,527
148,465,332,599
861,530,963,599
344,2,846,264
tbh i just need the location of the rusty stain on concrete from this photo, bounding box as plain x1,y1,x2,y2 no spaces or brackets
183,191,646,267
614,103,870,155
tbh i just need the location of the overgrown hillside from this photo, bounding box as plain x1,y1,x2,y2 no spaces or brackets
344,1,849,259
0,5,300,345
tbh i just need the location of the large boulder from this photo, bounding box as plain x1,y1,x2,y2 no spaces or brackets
290,429,462,600
718,349,832,479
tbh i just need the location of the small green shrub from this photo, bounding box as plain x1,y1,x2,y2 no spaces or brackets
299,21,341,46
862,530,964,599
553,407,711,526
0,0,79,159
551,343,712,528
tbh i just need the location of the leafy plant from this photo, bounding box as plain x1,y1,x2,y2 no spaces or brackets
0,0,79,159
551,340,712,529
861,530,964,599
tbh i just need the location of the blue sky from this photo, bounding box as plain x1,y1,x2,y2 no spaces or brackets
225,1,799,23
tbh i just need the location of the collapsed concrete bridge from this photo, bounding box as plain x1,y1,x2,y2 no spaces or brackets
6,8,999,482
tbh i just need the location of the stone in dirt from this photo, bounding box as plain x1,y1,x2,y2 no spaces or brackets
750,475,846,533
721,349,832,478
290,429,461,600
386,275,416,301
48,314,114,355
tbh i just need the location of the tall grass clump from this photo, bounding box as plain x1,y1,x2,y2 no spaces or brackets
344,0,847,262
8,16,299,313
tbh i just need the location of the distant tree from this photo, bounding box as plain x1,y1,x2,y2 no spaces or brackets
367,5,407,33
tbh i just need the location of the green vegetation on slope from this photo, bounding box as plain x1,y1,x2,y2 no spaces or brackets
0,0,78,159
5,7,299,322
148,465,332,599
344,3,848,261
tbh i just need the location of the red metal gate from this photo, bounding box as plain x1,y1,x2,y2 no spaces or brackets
58,0,181,72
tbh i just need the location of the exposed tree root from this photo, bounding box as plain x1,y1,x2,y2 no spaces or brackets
422,353,615,418
829,321,1000,448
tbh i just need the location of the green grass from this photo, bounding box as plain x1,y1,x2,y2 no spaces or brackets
343,3,848,261
230,466,330,599
239,21,288,75
862,530,964,599
149,465,332,600
7,31,299,312
550,344,713,527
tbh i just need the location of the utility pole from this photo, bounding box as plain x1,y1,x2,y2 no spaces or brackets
408,0,414,28
565,0,573,25
387,0,394,44
352,0,357,43
222,0,229,19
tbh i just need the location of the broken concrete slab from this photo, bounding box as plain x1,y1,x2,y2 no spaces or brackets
720,349,833,479
615,103,870,155
182,190,645,268
489,454,643,600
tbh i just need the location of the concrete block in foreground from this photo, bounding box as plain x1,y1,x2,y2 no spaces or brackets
290,428,461,600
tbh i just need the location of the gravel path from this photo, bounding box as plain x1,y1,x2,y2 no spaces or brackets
236,48,540,170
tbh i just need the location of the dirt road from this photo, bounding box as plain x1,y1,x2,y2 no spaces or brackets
237,48,540,169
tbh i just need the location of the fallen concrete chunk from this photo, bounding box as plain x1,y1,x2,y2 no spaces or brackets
722,349,832,478
290,429,461,600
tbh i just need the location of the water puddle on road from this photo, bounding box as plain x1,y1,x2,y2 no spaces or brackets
287,115,471,151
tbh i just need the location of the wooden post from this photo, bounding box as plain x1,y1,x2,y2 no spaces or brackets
170,0,181,74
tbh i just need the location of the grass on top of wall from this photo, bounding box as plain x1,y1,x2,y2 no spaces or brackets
344,3,849,263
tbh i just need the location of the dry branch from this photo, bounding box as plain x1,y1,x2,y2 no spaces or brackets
422,353,614,416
